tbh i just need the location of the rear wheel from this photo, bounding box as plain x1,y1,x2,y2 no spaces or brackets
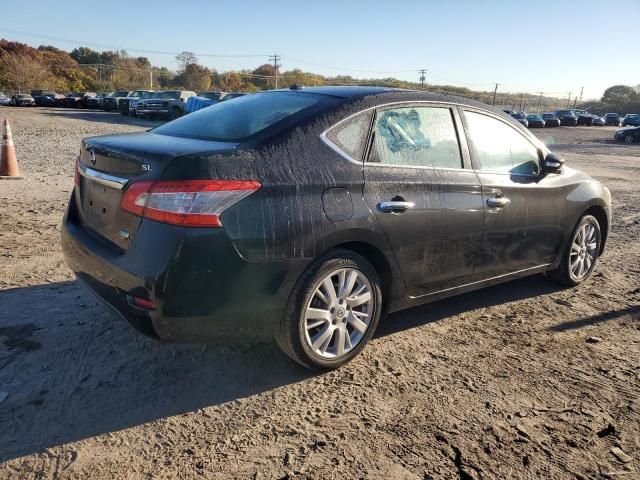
624,134,635,143
276,250,382,370
546,214,601,286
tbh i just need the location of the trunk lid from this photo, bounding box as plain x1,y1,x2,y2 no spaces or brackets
76,132,238,250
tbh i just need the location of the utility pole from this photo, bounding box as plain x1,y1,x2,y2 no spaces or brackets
519,93,524,111
269,53,281,89
149,69,153,90
492,83,500,106
567,92,572,108
536,92,543,112
418,69,428,88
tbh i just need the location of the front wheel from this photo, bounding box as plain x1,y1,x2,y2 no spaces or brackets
546,214,601,286
624,134,635,144
276,250,382,370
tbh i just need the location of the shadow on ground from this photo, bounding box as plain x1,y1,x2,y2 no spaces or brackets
0,274,596,462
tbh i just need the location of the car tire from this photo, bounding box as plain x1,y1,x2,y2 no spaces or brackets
546,214,601,287
624,134,635,144
170,107,181,120
276,249,382,370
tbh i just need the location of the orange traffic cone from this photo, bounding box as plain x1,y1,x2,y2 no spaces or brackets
0,119,23,180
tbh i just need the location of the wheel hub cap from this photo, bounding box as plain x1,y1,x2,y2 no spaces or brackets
570,222,599,280
303,267,374,359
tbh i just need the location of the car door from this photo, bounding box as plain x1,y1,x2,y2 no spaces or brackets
362,103,485,296
460,108,566,279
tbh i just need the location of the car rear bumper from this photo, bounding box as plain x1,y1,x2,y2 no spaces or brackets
61,192,302,342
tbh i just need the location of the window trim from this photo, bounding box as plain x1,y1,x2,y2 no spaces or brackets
459,107,549,177
365,103,468,171
320,109,374,165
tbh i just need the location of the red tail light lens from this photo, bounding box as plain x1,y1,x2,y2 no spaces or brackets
121,179,261,227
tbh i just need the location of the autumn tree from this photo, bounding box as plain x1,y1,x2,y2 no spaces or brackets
175,51,198,73
0,52,54,92
174,63,211,91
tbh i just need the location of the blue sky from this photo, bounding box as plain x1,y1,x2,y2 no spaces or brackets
1,0,638,99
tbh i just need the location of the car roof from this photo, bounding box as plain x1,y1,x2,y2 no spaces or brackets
266,86,514,113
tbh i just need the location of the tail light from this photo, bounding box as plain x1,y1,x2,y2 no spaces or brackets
120,179,261,227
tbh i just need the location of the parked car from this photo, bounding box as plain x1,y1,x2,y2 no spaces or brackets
591,115,605,126
622,114,640,127
511,111,528,127
61,93,87,108
102,91,131,112
118,90,154,116
541,112,560,127
11,94,35,106
84,93,109,109
135,90,196,119
502,109,515,115
34,95,60,107
555,109,578,126
526,114,545,128
128,91,156,117
574,109,594,126
604,113,621,126
185,91,225,114
0,93,13,106
614,126,640,143
62,86,612,370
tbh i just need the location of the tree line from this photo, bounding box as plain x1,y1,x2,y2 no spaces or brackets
0,39,637,114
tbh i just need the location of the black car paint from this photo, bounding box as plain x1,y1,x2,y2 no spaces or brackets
555,110,578,126
62,87,611,342
614,126,640,142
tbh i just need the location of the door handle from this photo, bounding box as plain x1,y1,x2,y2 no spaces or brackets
378,201,415,212
487,196,511,208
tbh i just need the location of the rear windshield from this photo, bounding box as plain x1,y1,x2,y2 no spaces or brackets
557,110,573,115
153,91,321,142
542,114,555,118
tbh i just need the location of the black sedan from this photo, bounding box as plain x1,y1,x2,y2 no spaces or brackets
604,113,621,126
614,126,640,143
526,114,545,128
622,114,640,127
555,110,578,126
62,87,612,370
542,113,561,127
511,111,529,127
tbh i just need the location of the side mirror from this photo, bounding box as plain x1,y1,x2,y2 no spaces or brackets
542,152,565,174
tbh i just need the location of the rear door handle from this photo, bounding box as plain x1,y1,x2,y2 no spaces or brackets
378,201,415,212
487,197,511,208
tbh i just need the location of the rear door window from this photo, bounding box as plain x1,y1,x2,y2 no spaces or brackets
369,106,463,169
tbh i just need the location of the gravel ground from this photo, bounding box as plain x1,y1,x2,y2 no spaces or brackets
0,107,638,479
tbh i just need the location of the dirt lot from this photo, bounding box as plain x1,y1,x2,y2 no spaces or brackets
0,107,638,479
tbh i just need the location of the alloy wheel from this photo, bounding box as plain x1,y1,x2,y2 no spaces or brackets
624,135,634,144
303,267,374,359
569,221,599,281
